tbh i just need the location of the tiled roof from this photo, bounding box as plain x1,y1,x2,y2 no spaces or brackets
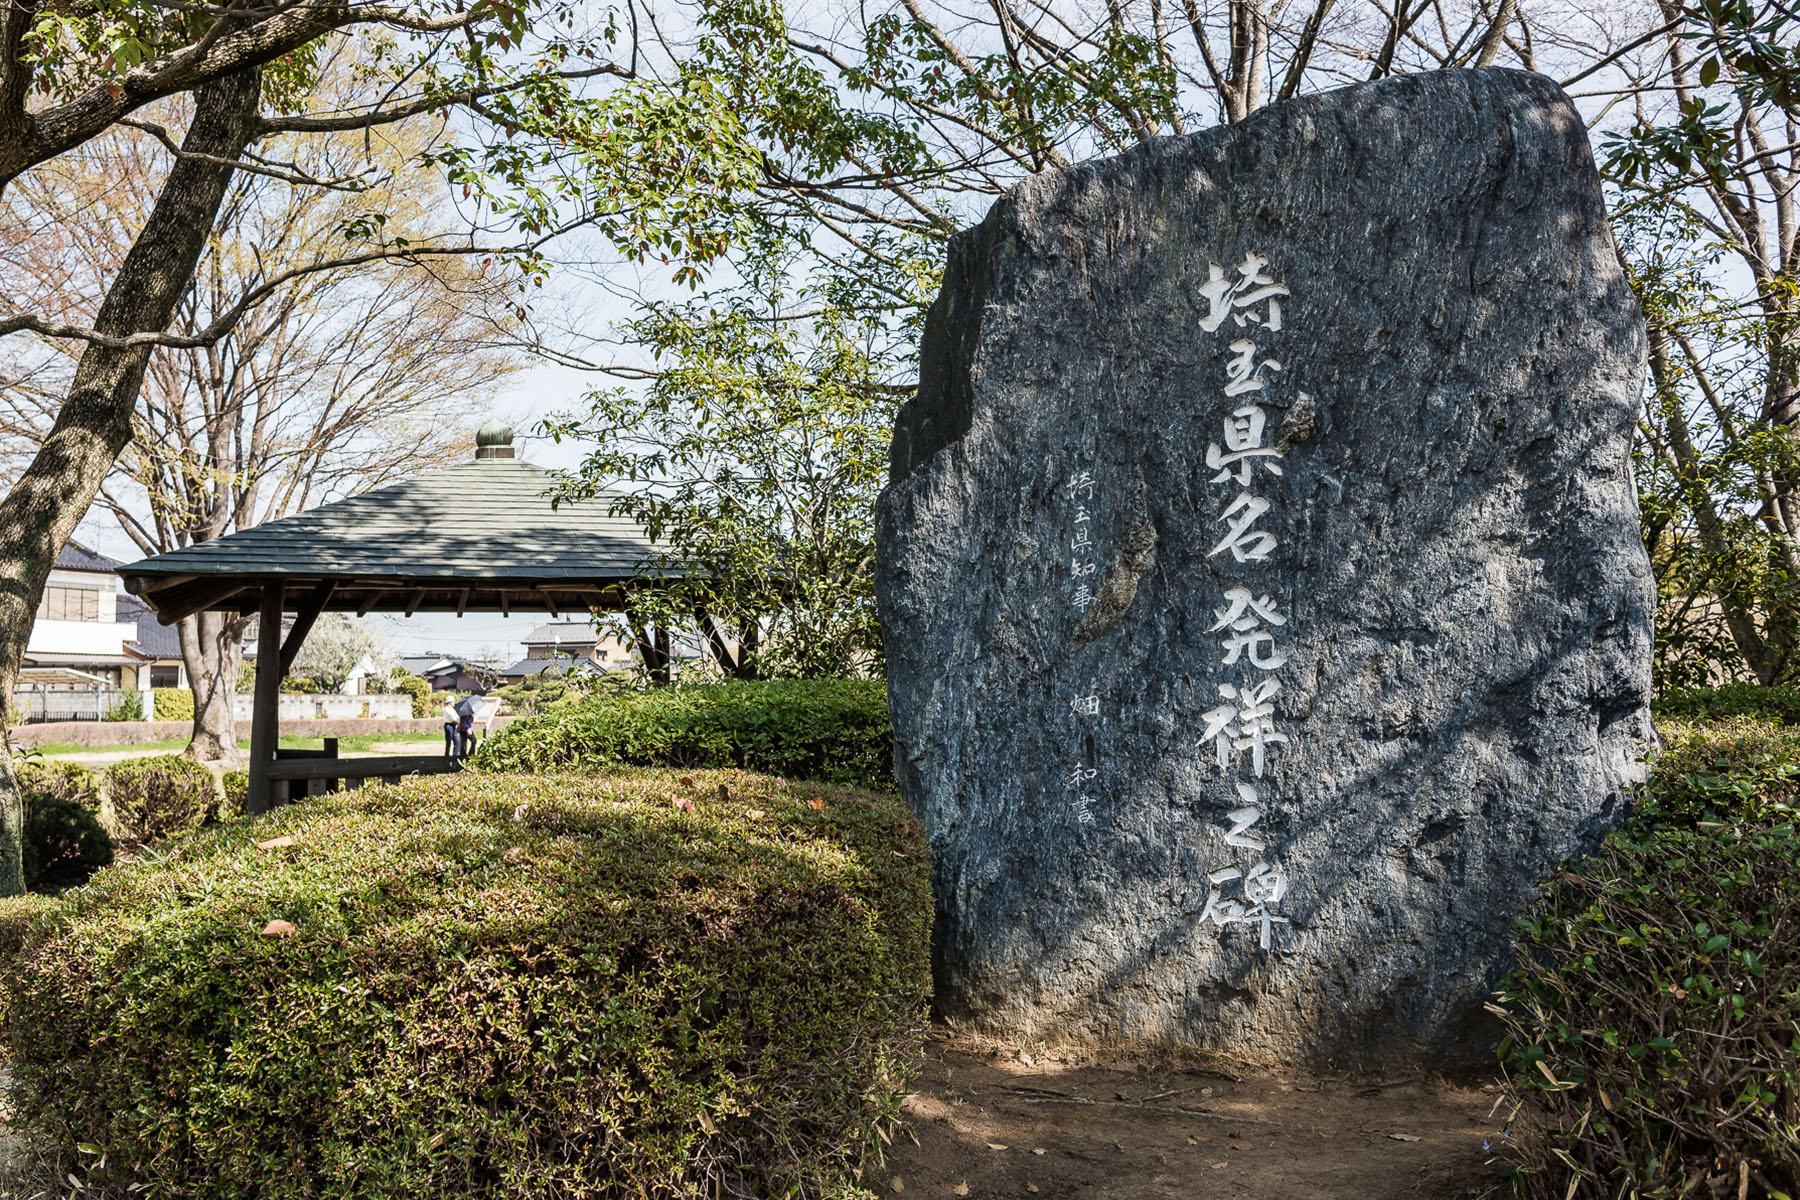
498,656,606,679
121,460,671,583
55,539,123,574
117,454,689,620
118,595,183,659
522,620,602,643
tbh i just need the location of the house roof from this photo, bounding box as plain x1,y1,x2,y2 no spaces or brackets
117,428,686,624
523,620,602,644
498,656,606,679
21,651,140,668
118,595,184,659
55,539,123,575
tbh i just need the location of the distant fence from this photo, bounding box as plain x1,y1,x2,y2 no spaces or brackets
232,694,413,721
12,685,128,724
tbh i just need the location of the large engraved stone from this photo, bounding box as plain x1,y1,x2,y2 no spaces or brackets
874,68,1654,1063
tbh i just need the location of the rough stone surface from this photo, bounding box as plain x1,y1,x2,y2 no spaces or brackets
875,68,1655,1064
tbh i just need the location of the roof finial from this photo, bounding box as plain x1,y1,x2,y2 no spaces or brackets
475,420,515,459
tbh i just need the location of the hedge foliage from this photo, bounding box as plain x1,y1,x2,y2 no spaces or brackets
392,673,433,717
17,759,98,809
1655,682,1800,725
152,687,194,721
1,768,931,1200
103,754,217,843
1493,718,1800,1198
22,794,112,893
476,679,893,789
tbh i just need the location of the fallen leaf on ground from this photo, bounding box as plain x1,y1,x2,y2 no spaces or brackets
1031,1148,1045,1156
1230,1141,1254,1151
986,1143,1007,1151
890,1178,903,1193
808,797,825,810
256,836,295,849
746,808,765,819
952,1181,969,1197
717,784,731,803
1186,1136,1197,1145
1025,1184,1039,1195
673,797,697,814
1210,1161,1229,1170
1387,1133,1422,1143
260,920,295,937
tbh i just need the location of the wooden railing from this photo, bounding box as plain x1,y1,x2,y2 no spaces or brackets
266,738,464,806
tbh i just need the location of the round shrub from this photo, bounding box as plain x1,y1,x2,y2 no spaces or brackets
17,759,99,809
1,768,930,1200
391,673,433,717
152,687,194,721
1492,722,1800,1198
476,679,893,789
104,754,217,843
22,793,112,893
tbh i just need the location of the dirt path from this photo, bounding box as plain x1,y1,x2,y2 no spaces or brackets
883,1030,1503,1200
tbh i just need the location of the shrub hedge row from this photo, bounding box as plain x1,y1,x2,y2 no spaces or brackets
476,679,893,790
1,768,931,1200
151,687,194,721
1494,718,1800,1198
1655,682,1800,725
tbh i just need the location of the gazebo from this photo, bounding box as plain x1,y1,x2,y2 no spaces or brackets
118,423,684,815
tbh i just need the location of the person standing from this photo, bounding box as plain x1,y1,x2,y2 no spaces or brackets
442,698,461,757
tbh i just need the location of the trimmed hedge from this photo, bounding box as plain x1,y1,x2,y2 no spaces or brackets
475,679,893,790
1,768,931,1199
392,673,433,717
1492,718,1800,1198
1655,682,1800,725
0,895,58,960
104,754,217,843
22,794,112,893
17,759,99,809
152,687,195,721
221,768,249,819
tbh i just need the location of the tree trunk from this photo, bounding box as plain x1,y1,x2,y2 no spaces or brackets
0,68,262,895
180,610,249,766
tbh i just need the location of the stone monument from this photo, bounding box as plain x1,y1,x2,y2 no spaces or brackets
874,67,1655,1063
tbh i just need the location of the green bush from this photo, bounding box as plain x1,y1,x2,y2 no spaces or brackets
1492,721,1800,1198
1655,682,1800,725
152,686,194,721
1,768,930,1200
477,679,893,789
0,895,58,960
17,759,99,809
104,754,217,843
109,691,144,721
221,768,249,819
392,673,433,718
22,794,112,893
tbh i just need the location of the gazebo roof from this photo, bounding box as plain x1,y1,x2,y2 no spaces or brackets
119,430,679,624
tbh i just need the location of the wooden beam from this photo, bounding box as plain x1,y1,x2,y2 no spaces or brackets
246,581,286,817
403,588,428,618
535,587,561,618
279,582,336,675
456,588,470,618
266,754,461,781
142,576,252,624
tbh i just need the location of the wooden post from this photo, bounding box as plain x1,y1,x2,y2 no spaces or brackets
246,581,285,816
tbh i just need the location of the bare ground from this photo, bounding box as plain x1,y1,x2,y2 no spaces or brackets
881,1029,1507,1200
